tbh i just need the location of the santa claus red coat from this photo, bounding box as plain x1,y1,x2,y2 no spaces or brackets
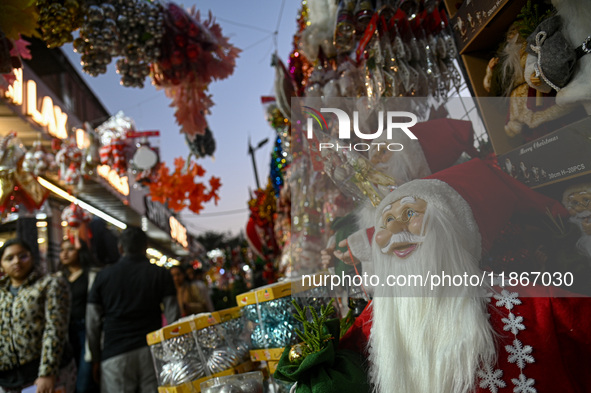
340,284,591,393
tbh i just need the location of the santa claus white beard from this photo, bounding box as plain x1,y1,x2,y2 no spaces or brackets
368,206,496,393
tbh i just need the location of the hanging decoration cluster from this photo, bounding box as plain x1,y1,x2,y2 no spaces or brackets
246,180,280,260
262,99,291,197
0,133,50,215
148,156,221,213
152,5,241,137
0,0,240,143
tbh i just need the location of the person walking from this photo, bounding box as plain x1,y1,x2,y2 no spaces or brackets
59,239,100,393
0,239,76,393
86,227,180,392
170,265,207,317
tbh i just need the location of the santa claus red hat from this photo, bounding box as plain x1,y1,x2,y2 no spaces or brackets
377,158,568,255
413,118,479,173
372,118,479,186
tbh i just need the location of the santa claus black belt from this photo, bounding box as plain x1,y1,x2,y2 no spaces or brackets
575,36,591,59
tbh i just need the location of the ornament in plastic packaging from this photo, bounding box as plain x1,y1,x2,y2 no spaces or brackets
159,356,205,386
354,0,374,39
200,371,264,393
196,326,224,349
269,321,298,348
334,0,357,54
273,54,297,120
207,346,240,374
298,0,337,61
322,78,342,108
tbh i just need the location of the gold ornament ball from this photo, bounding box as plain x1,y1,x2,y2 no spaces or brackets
289,343,306,363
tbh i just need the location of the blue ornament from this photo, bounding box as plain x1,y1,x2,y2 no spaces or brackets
250,324,270,349
263,298,294,323
269,321,298,348
243,304,260,323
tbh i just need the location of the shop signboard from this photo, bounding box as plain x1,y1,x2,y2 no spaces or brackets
96,165,130,197
144,196,194,251
3,67,83,140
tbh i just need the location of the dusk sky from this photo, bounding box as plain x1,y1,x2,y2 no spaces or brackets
62,1,301,237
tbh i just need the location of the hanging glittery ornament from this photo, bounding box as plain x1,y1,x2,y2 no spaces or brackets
115,0,164,87
76,0,164,86
36,0,83,48
77,3,114,77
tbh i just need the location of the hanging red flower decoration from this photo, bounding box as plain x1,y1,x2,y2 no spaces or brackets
151,5,241,137
148,157,221,213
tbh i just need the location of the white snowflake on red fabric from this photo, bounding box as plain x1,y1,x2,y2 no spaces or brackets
511,373,536,393
506,339,534,369
502,313,525,335
494,290,522,310
477,363,506,393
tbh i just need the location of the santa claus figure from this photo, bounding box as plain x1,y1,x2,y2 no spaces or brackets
339,159,591,393
332,118,480,271
562,182,591,258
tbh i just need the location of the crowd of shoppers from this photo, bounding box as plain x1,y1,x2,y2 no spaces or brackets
0,226,213,393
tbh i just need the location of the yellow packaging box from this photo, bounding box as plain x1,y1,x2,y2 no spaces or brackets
156,361,254,393
147,312,221,346
236,281,292,307
249,347,285,362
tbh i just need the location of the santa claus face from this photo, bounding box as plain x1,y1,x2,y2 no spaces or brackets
564,190,591,235
375,196,426,258
369,196,495,393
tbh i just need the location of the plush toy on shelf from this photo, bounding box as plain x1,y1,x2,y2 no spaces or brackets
484,6,579,140
524,0,591,112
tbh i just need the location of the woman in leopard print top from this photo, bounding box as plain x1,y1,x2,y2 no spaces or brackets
0,239,75,393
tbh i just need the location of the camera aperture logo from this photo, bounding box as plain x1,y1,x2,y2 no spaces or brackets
305,107,418,152
302,106,328,131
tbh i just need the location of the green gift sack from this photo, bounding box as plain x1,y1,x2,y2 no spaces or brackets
274,319,370,393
